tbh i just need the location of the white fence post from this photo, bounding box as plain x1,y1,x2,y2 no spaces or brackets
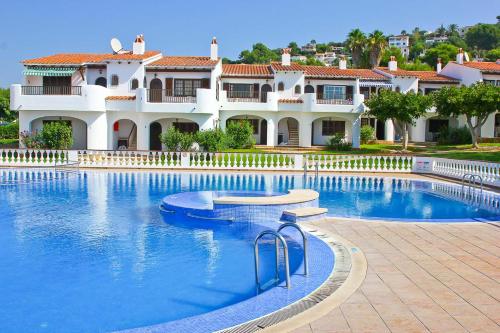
181,152,190,168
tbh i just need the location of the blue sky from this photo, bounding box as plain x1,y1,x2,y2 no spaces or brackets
0,0,498,86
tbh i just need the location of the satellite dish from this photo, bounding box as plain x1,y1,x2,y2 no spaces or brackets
464,52,470,62
110,38,123,54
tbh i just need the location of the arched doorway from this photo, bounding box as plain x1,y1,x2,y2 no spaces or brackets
149,78,163,102
149,122,162,150
277,117,299,146
29,116,88,149
311,117,349,145
260,119,267,145
95,77,107,88
260,84,272,103
112,119,137,150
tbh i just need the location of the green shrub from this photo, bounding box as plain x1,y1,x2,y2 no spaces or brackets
327,133,352,151
160,127,196,151
0,122,19,139
39,121,73,149
225,120,256,149
179,132,195,151
360,125,375,144
438,126,472,145
20,131,44,149
195,128,228,152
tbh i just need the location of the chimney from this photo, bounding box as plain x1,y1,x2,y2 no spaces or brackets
281,48,291,66
339,55,347,70
496,59,500,65
133,34,145,55
436,58,442,73
456,48,464,64
388,56,397,71
210,37,218,61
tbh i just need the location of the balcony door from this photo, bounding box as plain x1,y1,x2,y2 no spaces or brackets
149,78,163,102
261,84,272,103
42,76,71,95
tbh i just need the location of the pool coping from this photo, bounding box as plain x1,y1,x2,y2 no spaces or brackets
213,189,319,205
218,223,367,333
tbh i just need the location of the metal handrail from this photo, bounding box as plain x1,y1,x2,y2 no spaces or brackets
254,230,291,289
461,173,483,194
277,223,308,276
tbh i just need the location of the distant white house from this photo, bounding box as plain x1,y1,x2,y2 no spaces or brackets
388,35,410,58
425,36,449,45
314,52,337,66
301,42,317,53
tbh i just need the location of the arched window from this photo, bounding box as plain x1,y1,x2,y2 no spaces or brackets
111,75,119,87
143,77,147,88
294,85,301,94
304,85,314,93
278,82,284,91
130,78,139,90
95,77,107,87
395,86,401,93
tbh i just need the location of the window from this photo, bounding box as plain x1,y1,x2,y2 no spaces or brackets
174,79,202,96
483,79,496,86
322,120,345,136
395,86,401,93
173,122,199,133
304,85,314,93
95,77,107,87
111,75,119,87
428,119,448,133
294,85,301,94
130,78,139,90
424,88,439,95
324,85,346,99
227,84,254,98
278,82,284,91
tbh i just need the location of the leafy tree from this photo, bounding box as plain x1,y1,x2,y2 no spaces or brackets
447,35,468,49
360,125,375,144
436,24,447,36
315,43,330,53
401,60,432,71
367,30,387,68
0,88,13,121
379,47,405,67
433,83,500,148
365,90,432,150
448,24,459,36
346,29,367,68
296,57,325,66
239,43,280,64
287,42,301,56
222,57,239,64
465,24,500,50
225,120,255,149
409,41,426,61
484,48,500,61
39,122,73,149
421,43,458,67
401,30,407,35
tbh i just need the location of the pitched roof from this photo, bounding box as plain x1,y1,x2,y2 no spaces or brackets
376,67,459,83
222,64,273,77
23,51,160,65
303,66,388,80
147,56,219,68
270,62,304,72
460,61,500,73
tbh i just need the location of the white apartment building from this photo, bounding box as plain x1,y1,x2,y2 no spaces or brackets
425,36,449,45
10,36,500,151
388,35,410,58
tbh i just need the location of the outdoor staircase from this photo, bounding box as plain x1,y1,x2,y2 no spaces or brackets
288,128,299,146
118,124,137,150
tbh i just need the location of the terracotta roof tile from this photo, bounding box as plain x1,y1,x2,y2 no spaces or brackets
270,62,304,72
147,56,218,68
105,96,136,101
23,51,160,65
460,61,500,73
376,67,459,83
304,66,388,80
222,64,273,77
278,98,303,104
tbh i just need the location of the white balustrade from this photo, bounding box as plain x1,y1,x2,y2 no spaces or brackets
430,157,500,187
304,154,414,173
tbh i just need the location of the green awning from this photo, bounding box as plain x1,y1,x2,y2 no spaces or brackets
23,66,78,77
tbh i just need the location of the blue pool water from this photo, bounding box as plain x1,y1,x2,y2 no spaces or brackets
0,169,499,333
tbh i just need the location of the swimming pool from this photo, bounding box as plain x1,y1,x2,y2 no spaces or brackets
0,169,499,333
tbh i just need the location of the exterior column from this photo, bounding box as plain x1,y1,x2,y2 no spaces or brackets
384,119,395,142
199,115,217,131
410,117,426,142
299,120,312,147
266,117,276,147
18,111,31,148
352,116,361,148
87,113,108,150
136,119,149,151
480,113,496,138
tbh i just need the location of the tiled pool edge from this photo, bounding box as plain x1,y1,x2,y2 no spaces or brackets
218,224,367,333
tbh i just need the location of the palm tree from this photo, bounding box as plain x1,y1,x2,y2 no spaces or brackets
346,29,367,68
448,24,458,35
436,24,447,36
368,30,387,68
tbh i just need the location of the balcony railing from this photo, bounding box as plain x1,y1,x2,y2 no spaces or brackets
21,86,82,96
227,91,262,103
147,89,196,103
316,94,353,105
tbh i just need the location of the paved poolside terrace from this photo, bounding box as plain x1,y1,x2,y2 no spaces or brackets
285,218,500,333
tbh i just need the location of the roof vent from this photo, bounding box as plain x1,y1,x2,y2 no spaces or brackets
133,34,145,55
436,58,442,73
281,48,291,66
339,55,347,70
456,48,464,65
210,37,218,61
388,56,397,71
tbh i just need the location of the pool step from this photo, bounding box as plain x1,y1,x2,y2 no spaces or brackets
281,207,328,223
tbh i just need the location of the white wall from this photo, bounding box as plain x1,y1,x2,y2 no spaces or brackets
274,72,304,98
29,116,87,149
440,62,482,86
106,61,144,96
312,117,352,145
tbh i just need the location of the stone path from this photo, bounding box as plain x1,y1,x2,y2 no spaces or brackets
292,219,500,333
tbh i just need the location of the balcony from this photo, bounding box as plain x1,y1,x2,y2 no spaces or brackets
226,91,263,103
21,86,82,96
316,94,353,105
146,89,196,103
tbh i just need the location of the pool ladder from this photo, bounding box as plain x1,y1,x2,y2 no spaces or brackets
304,158,319,186
461,173,483,196
254,223,308,289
